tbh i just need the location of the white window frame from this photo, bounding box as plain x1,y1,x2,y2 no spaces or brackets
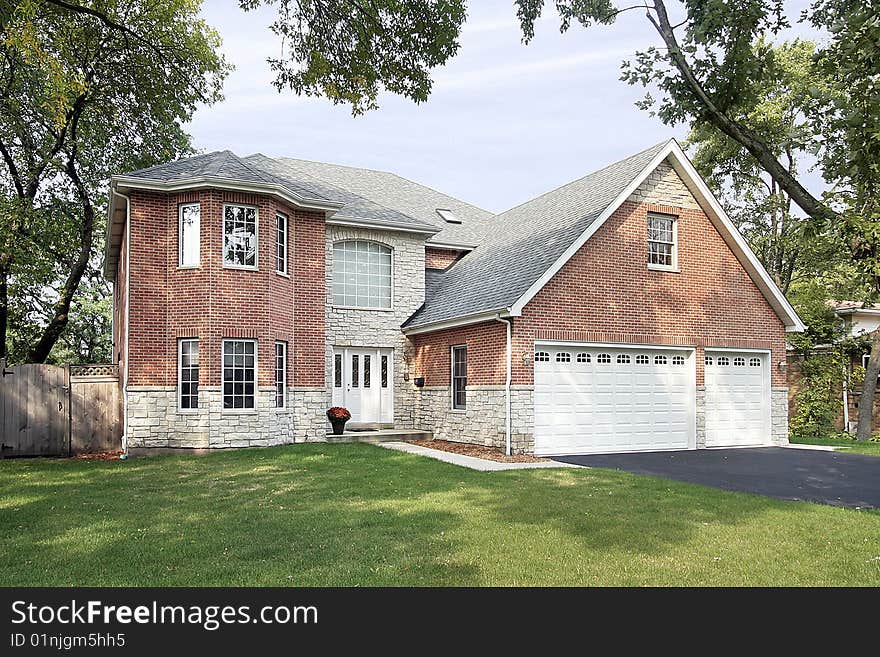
177,338,199,413
451,344,467,411
647,212,678,272
274,341,287,409
178,203,200,268
275,212,288,275
222,203,259,271
221,339,258,413
331,240,394,311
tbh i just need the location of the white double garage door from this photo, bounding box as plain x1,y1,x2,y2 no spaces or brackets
534,343,771,456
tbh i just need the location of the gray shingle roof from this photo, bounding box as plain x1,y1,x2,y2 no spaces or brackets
121,150,335,204
263,156,494,247
243,154,439,234
404,140,671,329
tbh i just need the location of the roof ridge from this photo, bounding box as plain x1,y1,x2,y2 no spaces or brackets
278,156,493,217
494,139,672,219
248,155,438,230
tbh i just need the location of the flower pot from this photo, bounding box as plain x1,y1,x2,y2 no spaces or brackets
330,418,348,435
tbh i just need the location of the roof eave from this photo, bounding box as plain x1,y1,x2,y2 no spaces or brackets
326,215,440,236
402,309,512,335
112,174,345,213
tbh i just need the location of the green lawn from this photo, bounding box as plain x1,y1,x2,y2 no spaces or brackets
1,444,878,586
789,435,880,456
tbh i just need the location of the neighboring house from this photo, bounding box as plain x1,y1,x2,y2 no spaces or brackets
788,302,877,433
105,139,804,456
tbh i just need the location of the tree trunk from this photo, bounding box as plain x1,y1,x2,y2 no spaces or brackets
856,329,880,441
648,0,836,226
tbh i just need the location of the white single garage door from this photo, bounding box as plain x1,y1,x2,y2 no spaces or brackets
704,350,770,447
534,344,696,456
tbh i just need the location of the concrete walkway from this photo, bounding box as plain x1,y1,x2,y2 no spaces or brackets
378,441,581,472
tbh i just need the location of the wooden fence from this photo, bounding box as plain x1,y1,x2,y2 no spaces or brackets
0,360,121,457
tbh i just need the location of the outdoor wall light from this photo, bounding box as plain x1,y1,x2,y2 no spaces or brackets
413,377,425,388
521,351,531,367
778,360,787,373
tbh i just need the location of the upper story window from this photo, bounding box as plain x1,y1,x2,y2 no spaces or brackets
276,213,288,274
647,212,677,270
179,203,200,267
332,240,392,309
223,204,258,269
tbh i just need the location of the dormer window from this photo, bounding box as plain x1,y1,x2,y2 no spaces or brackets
647,212,677,270
436,209,461,224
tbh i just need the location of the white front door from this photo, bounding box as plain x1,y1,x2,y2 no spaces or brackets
332,347,393,425
704,350,770,447
533,343,696,456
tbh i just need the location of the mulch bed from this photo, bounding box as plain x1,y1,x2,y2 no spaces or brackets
71,451,123,461
409,439,548,463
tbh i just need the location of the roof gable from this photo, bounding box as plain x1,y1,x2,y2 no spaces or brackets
404,139,805,333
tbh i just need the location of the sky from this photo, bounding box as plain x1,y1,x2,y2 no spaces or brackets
190,0,822,214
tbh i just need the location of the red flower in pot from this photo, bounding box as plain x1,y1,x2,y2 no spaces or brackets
327,407,351,435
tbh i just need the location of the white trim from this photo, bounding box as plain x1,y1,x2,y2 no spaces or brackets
326,216,438,236
112,175,343,213
704,346,772,354
222,203,259,271
450,344,467,411
275,211,288,275
177,338,200,413
403,309,510,335
646,210,678,271
116,191,131,454
178,202,201,268
221,338,258,413
495,315,512,456
331,239,394,311
274,341,287,409
535,339,694,351
508,139,805,332
425,241,475,251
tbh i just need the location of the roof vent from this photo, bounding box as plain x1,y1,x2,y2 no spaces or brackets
436,208,461,224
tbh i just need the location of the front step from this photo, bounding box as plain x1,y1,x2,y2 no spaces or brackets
325,429,432,444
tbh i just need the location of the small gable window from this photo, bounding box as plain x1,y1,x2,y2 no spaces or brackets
647,212,677,270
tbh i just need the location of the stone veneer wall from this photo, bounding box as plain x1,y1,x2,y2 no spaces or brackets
418,385,534,454
127,387,294,448
325,225,426,428
771,387,789,445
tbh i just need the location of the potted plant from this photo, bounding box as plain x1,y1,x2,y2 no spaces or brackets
327,407,351,435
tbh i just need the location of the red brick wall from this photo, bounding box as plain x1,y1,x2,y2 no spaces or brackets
511,200,787,386
125,189,325,388
425,247,462,270
411,321,507,386
412,199,788,388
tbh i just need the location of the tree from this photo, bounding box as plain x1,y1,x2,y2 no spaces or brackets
0,0,229,363
245,0,880,438
686,39,836,295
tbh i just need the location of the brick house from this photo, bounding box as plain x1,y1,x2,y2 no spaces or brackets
105,139,804,456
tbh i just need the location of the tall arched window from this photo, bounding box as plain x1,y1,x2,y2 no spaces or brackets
332,241,393,308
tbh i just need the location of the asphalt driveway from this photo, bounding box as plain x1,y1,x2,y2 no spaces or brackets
553,447,880,509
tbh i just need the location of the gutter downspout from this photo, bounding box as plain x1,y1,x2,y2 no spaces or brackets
114,190,131,456
495,314,512,456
